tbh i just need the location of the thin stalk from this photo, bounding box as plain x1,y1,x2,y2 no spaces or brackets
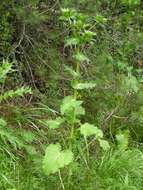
85,137,89,162
67,168,72,190
69,110,76,149
69,49,81,189
70,47,80,145
74,60,80,99
58,170,65,190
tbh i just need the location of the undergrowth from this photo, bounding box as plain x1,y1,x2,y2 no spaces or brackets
0,0,143,190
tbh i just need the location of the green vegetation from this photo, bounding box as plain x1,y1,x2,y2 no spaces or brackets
0,0,143,189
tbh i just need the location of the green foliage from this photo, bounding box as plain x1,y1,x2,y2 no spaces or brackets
0,87,31,102
41,9,110,187
0,3,13,57
80,123,110,151
65,37,80,47
122,75,139,93
95,14,107,24
99,139,110,151
94,149,143,189
16,0,47,25
116,130,129,150
73,52,90,63
60,96,85,123
72,82,96,90
0,0,143,189
43,144,73,175
121,0,140,6
0,117,37,155
76,149,143,190
42,117,65,129
0,60,13,83
64,65,79,78
0,60,31,102
80,123,103,138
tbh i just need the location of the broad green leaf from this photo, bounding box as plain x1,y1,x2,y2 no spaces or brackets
43,117,65,129
117,61,127,71
64,65,79,78
122,75,139,93
72,82,96,90
116,131,129,150
25,145,37,155
99,139,110,151
80,123,103,138
65,38,79,47
43,144,73,175
60,96,85,117
73,52,89,63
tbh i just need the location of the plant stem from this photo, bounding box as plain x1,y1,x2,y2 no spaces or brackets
74,60,80,99
70,48,80,146
58,170,65,190
85,137,89,162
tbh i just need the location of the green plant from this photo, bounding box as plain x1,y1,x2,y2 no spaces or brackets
70,149,143,190
0,1,143,189
0,59,34,154
0,2,13,57
0,117,37,156
42,9,110,188
0,59,31,102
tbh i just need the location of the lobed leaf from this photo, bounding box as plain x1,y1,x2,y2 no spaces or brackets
43,144,73,175
60,96,85,117
80,123,103,138
99,139,110,151
43,117,65,129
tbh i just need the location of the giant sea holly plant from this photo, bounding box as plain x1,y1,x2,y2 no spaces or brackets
42,8,110,188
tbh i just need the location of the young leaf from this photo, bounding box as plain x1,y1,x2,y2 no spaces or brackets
43,144,73,175
0,87,32,102
73,52,89,63
116,131,129,150
22,131,35,143
95,14,107,24
122,75,139,93
60,96,85,117
99,139,110,151
64,65,79,78
80,123,103,138
25,145,37,155
81,30,96,43
0,59,14,83
65,37,79,47
43,117,65,129
60,8,76,21
72,82,96,90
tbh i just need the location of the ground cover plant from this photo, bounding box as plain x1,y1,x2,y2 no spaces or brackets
0,0,143,190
